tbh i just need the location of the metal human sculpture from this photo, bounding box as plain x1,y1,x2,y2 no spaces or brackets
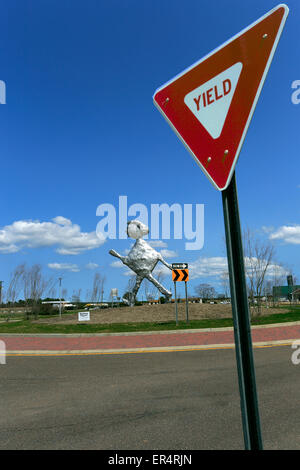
109,220,172,306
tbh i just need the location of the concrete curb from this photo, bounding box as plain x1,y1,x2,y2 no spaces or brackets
4,338,298,356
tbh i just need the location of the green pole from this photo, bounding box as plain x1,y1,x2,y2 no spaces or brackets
174,281,178,326
222,172,263,450
185,281,189,324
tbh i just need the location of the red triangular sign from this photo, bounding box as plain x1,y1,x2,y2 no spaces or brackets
153,4,289,191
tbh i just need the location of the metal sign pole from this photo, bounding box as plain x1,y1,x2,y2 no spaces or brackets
174,281,178,325
222,171,263,450
185,281,189,324
59,277,62,319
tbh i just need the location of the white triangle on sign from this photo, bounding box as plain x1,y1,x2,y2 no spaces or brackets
184,62,243,139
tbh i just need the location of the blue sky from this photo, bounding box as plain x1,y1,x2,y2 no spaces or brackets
0,0,299,301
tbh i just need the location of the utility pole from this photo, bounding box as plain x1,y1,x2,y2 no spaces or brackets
0,281,3,305
59,277,62,318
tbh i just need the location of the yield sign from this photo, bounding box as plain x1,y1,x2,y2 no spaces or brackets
153,4,289,190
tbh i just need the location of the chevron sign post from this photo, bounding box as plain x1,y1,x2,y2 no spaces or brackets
172,264,189,325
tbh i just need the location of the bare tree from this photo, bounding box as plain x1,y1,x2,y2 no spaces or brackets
143,277,151,301
23,264,54,318
126,275,136,293
48,286,57,299
262,261,286,307
6,264,26,319
142,278,156,301
263,279,273,297
220,270,230,299
122,275,137,304
100,277,106,302
243,228,275,315
62,288,68,300
28,265,53,301
86,289,91,302
194,283,216,299
72,288,82,303
155,270,166,301
91,273,106,303
142,270,166,302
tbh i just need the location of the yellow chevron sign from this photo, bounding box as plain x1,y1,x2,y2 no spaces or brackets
172,269,189,282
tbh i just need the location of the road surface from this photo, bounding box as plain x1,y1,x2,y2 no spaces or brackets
0,344,299,450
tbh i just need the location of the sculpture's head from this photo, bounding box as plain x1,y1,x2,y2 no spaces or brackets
127,220,149,239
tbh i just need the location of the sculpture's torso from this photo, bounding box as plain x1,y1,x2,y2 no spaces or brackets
126,239,160,276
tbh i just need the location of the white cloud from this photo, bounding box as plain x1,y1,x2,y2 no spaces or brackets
243,257,288,279
123,269,136,276
110,260,124,268
52,216,72,226
85,262,99,270
189,257,228,279
269,225,300,245
189,256,287,281
261,225,274,234
160,249,178,258
48,263,80,272
148,240,168,248
264,263,288,278
110,261,135,276
0,216,106,255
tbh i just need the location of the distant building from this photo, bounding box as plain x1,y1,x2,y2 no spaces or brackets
290,288,300,302
272,285,300,301
41,301,75,309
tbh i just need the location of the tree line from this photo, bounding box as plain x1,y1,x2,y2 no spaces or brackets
1,264,107,309
194,228,296,315
0,228,296,316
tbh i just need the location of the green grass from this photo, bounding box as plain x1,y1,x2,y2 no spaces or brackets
0,306,299,334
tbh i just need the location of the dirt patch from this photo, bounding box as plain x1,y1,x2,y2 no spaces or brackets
34,302,285,325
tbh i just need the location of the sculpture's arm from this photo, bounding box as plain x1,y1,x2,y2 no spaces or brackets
109,249,127,264
159,256,172,270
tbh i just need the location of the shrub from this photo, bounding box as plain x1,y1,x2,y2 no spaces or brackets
37,304,54,315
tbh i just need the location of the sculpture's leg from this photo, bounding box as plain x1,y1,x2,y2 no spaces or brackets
129,275,144,306
145,273,172,301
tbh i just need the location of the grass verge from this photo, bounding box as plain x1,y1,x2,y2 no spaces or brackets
0,306,299,334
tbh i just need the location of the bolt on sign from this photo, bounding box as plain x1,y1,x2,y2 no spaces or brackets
153,4,289,191
172,268,189,282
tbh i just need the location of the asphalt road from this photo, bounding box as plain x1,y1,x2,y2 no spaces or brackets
0,345,299,450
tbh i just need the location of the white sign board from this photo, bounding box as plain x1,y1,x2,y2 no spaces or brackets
78,311,90,322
